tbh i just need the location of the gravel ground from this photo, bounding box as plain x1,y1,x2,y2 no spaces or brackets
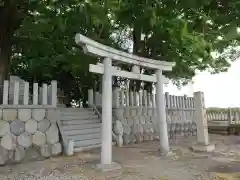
0,134,239,180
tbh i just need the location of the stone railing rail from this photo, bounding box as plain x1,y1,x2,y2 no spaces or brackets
88,89,196,122
206,108,240,125
90,89,195,109
0,80,57,107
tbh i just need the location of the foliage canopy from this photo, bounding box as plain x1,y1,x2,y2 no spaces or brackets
1,0,240,104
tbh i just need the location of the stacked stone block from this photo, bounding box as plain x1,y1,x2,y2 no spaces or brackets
0,108,62,165
113,107,197,146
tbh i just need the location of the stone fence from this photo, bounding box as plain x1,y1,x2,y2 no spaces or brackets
206,108,240,125
88,89,198,146
0,107,61,165
0,77,57,106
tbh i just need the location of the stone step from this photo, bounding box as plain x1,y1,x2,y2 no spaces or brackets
68,132,101,141
60,115,99,121
59,108,93,112
64,128,101,136
74,143,101,152
74,139,101,149
60,111,96,116
98,169,122,180
62,119,100,125
63,123,101,131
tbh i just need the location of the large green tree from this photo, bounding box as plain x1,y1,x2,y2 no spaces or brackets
2,0,240,104
114,0,240,80
11,0,121,105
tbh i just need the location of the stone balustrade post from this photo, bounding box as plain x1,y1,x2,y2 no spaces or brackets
192,91,215,152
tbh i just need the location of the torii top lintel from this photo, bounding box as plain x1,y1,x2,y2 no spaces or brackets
75,33,175,71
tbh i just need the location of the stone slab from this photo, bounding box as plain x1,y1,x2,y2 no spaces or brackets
0,109,2,120
32,131,46,146
116,135,123,147
3,109,17,121
51,142,62,156
94,162,121,173
0,121,10,137
32,109,46,122
17,132,32,148
24,147,42,161
135,133,143,144
25,119,38,134
10,120,25,136
37,119,50,133
158,150,175,156
190,143,215,153
1,134,16,150
8,150,14,164
46,124,59,144
0,146,9,165
18,109,31,122
46,109,59,123
123,134,131,145
40,144,51,158
114,120,123,135
123,126,131,135
64,140,74,156
14,146,25,163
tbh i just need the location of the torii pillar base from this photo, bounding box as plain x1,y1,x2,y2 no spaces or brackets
191,143,215,153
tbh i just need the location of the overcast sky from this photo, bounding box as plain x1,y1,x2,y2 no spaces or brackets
164,60,240,108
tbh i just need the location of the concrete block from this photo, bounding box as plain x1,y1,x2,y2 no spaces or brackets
123,134,131,145
24,147,42,161
143,133,150,141
191,143,215,153
3,109,17,121
123,126,131,135
17,132,32,148
32,131,46,146
123,108,130,118
32,109,46,122
0,109,2,120
135,133,143,144
10,120,25,136
18,109,31,122
1,134,16,150
132,124,143,134
51,142,62,156
46,109,59,124
14,146,25,163
139,116,146,124
114,120,123,135
130,108,137,117
127,117,133,126
0,146,9,165
0,121,10,137
116,135,123,147
94,161,121,172
40,144,51,158
46,124,59,144
25,119,38,134
37,119,50,133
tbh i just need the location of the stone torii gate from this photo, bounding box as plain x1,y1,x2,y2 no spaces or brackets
75,34,175,170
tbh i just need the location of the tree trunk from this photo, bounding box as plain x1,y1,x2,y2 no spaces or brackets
130,25,142,92
0,30,11,103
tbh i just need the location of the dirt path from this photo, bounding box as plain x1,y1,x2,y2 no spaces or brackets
0,134,239,180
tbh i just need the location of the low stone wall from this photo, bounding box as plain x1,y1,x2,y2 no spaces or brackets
0,107,62,165
112,107,197,146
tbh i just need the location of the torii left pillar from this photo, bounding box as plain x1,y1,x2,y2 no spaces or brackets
101,57,113,165
96,57,121,171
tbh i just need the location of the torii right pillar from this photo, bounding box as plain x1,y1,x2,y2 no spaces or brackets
156,69,170,155
191,91,215,152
